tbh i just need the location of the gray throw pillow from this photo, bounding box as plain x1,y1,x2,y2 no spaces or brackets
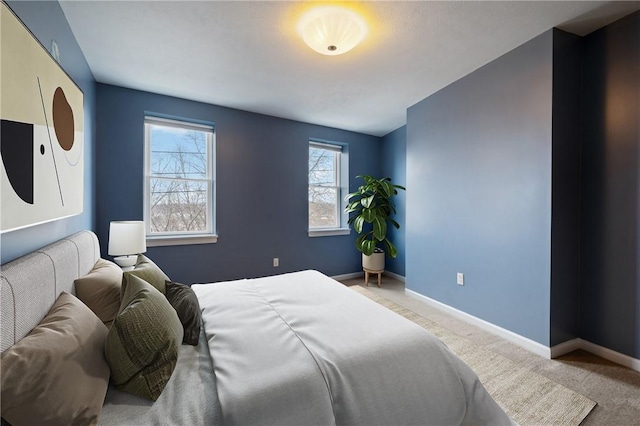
165,280,202,346
105,274,183,401
123,254,170,294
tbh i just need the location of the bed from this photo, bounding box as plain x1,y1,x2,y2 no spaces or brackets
1,231,514,425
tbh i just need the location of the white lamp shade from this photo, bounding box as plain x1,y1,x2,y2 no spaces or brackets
108,221,147,256
297,6,368,56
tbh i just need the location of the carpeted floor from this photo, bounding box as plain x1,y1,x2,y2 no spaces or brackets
350,285,595,425
341,275,640,425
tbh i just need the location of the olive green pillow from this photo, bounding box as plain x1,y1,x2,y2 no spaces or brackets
123,254,170,294
165,280,202,346
105,274,183,401
1,292,110,425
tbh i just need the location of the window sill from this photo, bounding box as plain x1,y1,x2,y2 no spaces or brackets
308,228,350,238
146,234,218,247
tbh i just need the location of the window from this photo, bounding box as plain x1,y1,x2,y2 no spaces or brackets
308,140,349,237
144,116,216,246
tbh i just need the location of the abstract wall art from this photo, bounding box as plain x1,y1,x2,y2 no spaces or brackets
0,2,84,233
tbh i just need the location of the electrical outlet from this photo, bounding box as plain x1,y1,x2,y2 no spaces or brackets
457,273,464,286
273,258,279,267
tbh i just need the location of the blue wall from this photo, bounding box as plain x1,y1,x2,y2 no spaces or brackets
381,126,406,277
549,29,583,346
580,12,640,359
406,31,555,345
1,1,95,264
404,14,640,358
96,84,381,283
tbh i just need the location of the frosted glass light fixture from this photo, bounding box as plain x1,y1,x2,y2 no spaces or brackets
108,221,147,270
297,6,368,56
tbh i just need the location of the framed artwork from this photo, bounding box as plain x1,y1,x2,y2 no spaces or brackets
0,2,84,233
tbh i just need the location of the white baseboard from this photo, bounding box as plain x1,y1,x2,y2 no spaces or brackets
331,272,362,281
550,338,640,371
579,339,640,371
406,289,640,372
383,270,406,282
405,289,551,358
549,338,582,358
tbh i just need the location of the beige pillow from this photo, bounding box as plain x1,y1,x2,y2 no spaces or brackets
124,254,170,294
1,292,110,426
75,258,123,326
106,274,183,401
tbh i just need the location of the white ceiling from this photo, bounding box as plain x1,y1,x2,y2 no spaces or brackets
59,1,640,137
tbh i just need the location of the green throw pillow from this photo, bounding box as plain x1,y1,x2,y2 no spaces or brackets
124,254,170,294
105,274,183,401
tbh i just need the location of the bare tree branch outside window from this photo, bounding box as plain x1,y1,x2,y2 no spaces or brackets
149,125,210,233
309,146,339,228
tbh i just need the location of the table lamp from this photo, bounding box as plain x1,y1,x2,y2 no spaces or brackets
108,221,146,271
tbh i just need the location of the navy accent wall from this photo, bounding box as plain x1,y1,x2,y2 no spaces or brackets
381,126,406,277
407,30,555,345
1,1,95,264
581,12,640,359
96,84,380,283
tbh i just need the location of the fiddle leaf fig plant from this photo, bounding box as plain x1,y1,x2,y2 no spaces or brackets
345,175,405,258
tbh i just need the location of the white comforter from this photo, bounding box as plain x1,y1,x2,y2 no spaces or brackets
193,270,513,426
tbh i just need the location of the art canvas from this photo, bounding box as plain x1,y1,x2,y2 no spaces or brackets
0,2,84,233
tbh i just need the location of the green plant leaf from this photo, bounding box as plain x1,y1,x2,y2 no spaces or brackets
356,233,375,255
360,195,374,209
344,192,359,202
362,208,376,223
360,175,374,185
354,215,365,233
383,240,398,258
381,181,394,198
362,239,376,256
372,217,387,241
345,201,361,213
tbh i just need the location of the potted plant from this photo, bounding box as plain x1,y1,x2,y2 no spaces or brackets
345,175,405,271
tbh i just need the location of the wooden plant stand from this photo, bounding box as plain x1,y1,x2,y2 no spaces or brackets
364,268,383,288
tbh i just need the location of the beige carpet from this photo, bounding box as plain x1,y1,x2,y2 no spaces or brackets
351,285,597,426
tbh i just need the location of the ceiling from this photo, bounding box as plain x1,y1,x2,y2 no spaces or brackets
59,1,640,137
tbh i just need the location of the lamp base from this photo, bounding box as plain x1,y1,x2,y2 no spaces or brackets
113,255,137,271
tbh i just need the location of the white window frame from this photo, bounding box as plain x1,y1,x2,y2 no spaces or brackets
144,116,217,247
308,140,350,237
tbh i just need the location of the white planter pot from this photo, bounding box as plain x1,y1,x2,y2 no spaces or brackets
362,252,385,271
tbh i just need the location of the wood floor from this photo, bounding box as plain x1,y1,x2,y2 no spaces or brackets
340,274,640,426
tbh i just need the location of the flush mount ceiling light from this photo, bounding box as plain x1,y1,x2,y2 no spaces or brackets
297,5,368,56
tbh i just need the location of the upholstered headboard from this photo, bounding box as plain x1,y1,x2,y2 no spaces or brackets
0,230,100,352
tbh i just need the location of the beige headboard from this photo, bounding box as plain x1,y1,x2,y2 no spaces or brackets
0,230,100,352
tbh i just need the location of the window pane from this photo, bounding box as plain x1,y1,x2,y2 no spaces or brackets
309,186,338,228
149,178,207,232
309,147,336,186
150,125,207,179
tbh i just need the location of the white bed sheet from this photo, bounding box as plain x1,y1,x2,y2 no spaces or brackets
193,270,514,426
99,327,222,426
